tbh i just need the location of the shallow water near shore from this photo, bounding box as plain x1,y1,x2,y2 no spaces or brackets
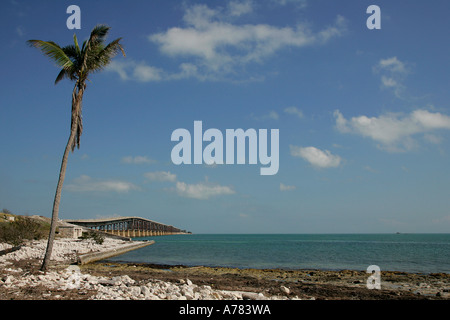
106,234,450,274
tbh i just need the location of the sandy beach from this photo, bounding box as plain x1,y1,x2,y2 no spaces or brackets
0,237,449,300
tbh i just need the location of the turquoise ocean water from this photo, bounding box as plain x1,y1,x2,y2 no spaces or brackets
106,234,450,274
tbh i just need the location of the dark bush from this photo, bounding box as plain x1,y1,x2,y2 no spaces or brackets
0,216,46,246
80,230,105,245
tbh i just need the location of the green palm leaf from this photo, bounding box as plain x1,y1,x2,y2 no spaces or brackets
28,24,125,83
27,40,74,70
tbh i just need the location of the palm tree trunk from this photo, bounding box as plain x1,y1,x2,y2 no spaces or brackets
40,127,77,271
41,85,83,271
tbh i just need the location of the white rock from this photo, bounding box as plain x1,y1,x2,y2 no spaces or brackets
1,240,308,301
242,292,264,300
184,291,195,300
158,293,167,299
141,286,151,297
280,286,290,294
129,286,141,296
2,275,14,284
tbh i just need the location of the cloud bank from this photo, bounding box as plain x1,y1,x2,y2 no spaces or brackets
121,156,156,165
66,175,139,193
108,2,346,82
175,181,235,200
334,109,450,152
144,170,235,200
144,171,177,182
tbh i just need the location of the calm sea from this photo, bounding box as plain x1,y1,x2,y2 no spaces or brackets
106,234,450,274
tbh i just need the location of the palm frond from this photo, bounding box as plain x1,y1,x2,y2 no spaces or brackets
73,34,81,57
81,40,87,54
61,45,79,60
55,69,69,84
88,38,126,73
53,45,81,84
77,26,125,76
103,38,126,58
89,25,110,43
28,24,125,84
54,67,78,85
27,40,74,70
83,25,110,58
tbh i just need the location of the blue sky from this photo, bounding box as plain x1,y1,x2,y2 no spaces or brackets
1,0,450,233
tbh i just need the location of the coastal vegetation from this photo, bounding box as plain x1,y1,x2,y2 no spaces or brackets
0,213,50,247
79,229,105,245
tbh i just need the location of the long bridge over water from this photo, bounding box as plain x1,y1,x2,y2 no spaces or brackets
65,216,190,238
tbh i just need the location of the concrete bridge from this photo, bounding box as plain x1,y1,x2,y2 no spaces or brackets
65,216,190,238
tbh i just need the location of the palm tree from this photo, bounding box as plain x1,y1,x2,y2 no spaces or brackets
27,25,125,271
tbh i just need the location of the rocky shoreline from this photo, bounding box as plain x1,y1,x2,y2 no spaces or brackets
1,238,449,300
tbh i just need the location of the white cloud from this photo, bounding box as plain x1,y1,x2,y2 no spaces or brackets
108,59,209,82
121,156,156,165
107,60,131,81
252,110,279,121
290,145,342,168
107,3,344,82
377,57,408,74
143,170,234,200
334,109,450,152
151,7,345,61
145,4,346,81
144,171,177,182
413,109,450,129
66,175,139,193
228,0,253,17
175,181,235,199
133,64,163,82
373,57,410,98
272,0,308,9
381,76,398,88
280,183,296,191
284,106,304,119
266,111,280,120
107,60,164,82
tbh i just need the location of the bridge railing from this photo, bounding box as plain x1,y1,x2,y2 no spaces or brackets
65,217,190,238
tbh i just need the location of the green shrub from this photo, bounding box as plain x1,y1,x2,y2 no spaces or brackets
0,216,46,246
80,230,105,245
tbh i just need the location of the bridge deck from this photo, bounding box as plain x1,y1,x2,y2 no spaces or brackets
65,216,190,238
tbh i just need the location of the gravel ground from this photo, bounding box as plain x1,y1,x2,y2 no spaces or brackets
1,238,449,300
